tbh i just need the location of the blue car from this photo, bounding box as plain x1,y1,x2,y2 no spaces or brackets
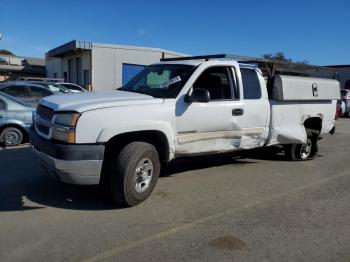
0,91,35,146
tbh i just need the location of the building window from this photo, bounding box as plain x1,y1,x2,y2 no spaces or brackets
76,57,82,85
83,69,89,89
0,57,8,65
122,63,146,85
68,59,73,83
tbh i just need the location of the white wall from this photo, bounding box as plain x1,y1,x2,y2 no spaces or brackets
46,42,185,91
46,56,63,78
46,51,91,87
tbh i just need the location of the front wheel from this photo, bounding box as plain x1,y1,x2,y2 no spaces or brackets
108,142,160,206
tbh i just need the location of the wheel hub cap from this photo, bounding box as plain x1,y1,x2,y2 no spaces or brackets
134,158,153,193
300,139,312,159
4,131,19,145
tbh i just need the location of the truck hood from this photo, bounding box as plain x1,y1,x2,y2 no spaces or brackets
40,90,163,112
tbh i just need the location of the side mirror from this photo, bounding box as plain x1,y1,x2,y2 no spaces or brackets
185,88,210,103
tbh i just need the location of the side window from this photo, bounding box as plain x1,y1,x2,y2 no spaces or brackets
1,85,31,98
0,98,6,110
241,69,262,99
29,86,52,99
193,67,232,100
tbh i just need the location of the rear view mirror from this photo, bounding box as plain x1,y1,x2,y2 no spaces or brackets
185,88,210,103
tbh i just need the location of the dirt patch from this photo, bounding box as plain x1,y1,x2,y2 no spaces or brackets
209,235,245,250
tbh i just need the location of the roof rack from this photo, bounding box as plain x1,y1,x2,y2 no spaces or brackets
17,77,64,82
161,54,338,79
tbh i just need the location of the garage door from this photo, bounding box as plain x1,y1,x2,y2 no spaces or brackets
122,64,146,85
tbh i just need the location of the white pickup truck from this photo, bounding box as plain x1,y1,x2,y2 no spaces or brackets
30,54,340,206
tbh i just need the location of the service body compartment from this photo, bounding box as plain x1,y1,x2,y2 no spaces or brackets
272,75,340,101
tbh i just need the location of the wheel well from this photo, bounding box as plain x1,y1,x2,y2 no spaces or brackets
104,130,170,164
0,124,28,142
304,117,322,136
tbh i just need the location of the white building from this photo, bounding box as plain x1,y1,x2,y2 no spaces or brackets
46,40,186,91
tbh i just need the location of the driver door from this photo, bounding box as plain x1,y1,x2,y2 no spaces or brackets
175,66,244,155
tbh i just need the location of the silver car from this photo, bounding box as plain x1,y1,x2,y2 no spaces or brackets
341,89,350,117
0,91,35,146
0,81,71,106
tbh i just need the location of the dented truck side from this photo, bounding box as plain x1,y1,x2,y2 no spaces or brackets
30,57,340,206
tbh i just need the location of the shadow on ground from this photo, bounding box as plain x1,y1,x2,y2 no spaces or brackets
0,145,285,212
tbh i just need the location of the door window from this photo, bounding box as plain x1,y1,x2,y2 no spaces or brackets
1,85,31,98
193,67,233,100
241,69,262,99
0,98,6,110
29,86,52,99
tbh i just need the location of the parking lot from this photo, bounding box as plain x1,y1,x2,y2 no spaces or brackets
0,119,349,261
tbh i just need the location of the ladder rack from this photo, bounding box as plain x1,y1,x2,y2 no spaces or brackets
161,54,338,79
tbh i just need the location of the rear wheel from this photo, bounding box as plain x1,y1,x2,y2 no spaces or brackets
108,142,160,206
284,129,318,161
0,127,24,146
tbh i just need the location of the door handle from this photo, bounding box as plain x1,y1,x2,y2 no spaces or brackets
232,108,244,116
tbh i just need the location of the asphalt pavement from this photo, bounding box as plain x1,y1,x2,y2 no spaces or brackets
1,119,350,262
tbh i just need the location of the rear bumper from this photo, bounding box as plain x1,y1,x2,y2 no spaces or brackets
29,128,104,185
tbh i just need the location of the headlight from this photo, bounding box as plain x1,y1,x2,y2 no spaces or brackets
52,126,76,143
53,112,80,127
52,112,80,143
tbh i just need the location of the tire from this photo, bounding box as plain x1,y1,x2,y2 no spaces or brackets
108,142,160,206
0,127,24,146
284,129,318,161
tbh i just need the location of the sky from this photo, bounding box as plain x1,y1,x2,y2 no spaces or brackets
0,0,349,65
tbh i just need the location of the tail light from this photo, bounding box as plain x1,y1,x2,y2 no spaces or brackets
335,104,340,120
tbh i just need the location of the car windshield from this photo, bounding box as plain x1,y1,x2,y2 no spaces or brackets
46,84,70,93
61,84,83,91
120,64,196,98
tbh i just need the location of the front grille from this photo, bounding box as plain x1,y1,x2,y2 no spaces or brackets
37,105,54,122
36,123,50,135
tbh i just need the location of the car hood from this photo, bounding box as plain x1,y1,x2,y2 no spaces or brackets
40,90,163,112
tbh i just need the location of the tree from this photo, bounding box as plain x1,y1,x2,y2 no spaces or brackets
262,52,308,64
0,49,15,56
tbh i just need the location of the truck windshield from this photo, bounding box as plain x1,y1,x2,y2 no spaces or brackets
120,64,196,98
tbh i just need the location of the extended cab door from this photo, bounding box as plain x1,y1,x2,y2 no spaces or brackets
175,65,244,155
239,67,270,149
